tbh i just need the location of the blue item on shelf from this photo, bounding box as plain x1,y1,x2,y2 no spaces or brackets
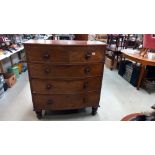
22,65,27,72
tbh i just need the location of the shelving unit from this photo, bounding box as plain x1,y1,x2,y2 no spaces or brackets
0,46,24,73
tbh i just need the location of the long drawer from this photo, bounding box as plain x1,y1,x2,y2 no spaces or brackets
32,91,100,110
25,46,105,63
31,77,102,94
28,63,104,79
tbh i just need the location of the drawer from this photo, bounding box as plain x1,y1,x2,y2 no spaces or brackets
69,46,105,63
25,46,105,63
25,46,69,63
28,63,104,79
32,91,100,110
31,77,102,94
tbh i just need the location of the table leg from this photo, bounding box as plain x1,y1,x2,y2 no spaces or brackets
137,65,145,90
111,53,115,70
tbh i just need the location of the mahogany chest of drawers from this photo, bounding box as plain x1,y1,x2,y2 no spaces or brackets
24,40,106,119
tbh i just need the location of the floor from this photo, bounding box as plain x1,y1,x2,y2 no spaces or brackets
0,67,154,121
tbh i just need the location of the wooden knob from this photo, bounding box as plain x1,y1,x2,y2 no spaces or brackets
46,84,52,90
44,68,50,74
47,99,53,105
43,53,50,59
84,67,91,74
85,52,91,60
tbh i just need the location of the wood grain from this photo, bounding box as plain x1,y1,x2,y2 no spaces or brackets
24,40,106,118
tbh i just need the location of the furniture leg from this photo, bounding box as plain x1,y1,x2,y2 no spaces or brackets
35,110,42,119
92,107,98,116
120,53,123,61
111,52,115,70
137,65,145,90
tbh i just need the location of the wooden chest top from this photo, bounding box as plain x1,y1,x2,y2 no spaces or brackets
24,40,106,46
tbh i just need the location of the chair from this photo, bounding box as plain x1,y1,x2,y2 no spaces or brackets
106,34,125,70
124,34,142,49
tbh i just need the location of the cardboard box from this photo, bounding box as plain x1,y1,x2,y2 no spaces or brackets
105,57,117,70
3,73,16,88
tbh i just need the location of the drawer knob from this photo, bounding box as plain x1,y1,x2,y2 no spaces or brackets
84,67,91,74
43,53,50,59
44,68,51,74
46,84,52,90
47,99,53,105
85,52,92,60
83,82,88,89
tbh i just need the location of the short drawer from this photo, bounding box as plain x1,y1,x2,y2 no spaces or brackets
25,46,69,63
28,63,104,79
31,77,102,94
69,46,105,63
32,91,100,110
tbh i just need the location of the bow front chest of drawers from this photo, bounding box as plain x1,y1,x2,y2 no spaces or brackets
24,40,106,119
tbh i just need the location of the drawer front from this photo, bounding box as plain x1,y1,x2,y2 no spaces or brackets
32,91,100,110
31,77,102,94
25,46,69,63
28,63,104,79
25,46,105,63
69,46,105,62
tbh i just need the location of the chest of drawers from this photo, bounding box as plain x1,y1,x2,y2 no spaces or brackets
24,40,106,119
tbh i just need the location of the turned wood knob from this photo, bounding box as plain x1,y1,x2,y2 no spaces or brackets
85,52,91,60
43,53,50,59
83,82,88,89
44,68,51,74
46,84,52,90
84,67,91,74
47,99,53,105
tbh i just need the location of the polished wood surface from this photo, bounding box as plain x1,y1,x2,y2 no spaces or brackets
121,50,155,90
28,63,104,79
24,40,106,119
24,40,106,46
26,46,105,63
122,51,155,66
32,91,100,110
31,77,102,94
